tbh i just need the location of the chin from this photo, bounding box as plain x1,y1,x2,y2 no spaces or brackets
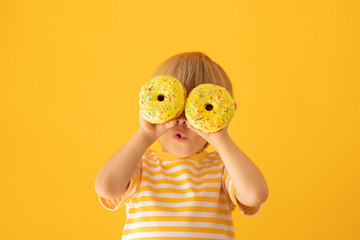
168,145,193,158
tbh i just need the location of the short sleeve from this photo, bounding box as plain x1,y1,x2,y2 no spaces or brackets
221,165,263,216
98,152,143,211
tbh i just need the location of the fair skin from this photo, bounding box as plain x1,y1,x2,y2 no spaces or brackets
157,111,207,158
95,99,268,212
143,102,268,208
95,111,177,199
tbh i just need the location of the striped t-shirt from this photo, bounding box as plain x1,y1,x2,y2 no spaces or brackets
99,148,263,240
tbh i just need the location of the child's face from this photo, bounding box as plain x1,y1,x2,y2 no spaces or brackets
158,111,207,158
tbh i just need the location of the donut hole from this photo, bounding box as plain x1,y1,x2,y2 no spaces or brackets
157,94,165,101
205,104,213,111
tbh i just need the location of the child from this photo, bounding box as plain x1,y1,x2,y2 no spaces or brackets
95,52,269,240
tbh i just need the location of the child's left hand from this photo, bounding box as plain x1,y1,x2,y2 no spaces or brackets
185,102,237,144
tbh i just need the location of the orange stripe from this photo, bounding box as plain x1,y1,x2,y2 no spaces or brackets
150,155,221,164
141,175,221,185
123,226,234,237
99,196,120,210
144,158,223,170
142,166,222,178
128,205,232,215
125,215,234,226
143,150,154,160
99,149,242,237
131,195,227,204
140,185,221,194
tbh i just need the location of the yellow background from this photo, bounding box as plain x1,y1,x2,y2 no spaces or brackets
1,0,359,239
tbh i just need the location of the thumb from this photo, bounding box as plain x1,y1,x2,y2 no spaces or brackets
164,119,177,129
186,121,204,136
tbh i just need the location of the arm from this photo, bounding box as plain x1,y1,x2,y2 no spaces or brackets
94,110,177,200
94,128,156,199
185,100,268,207
210,132,269,207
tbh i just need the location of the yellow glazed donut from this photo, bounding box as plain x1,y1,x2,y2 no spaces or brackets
139,75,187,124
185,84,235,133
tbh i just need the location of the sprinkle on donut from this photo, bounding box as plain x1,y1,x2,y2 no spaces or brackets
185,84,235,133
139,75,186,123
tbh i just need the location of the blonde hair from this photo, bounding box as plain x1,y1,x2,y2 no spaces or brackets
152,51,234,150
152,51,234,97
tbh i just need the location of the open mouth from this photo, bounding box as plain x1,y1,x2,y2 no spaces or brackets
173,129,187,141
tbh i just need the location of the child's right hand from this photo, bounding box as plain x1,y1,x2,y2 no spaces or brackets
139,110,177,140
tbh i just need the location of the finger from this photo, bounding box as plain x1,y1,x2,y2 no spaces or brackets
185,121,192,129
186,122,201,134
165,119,177,128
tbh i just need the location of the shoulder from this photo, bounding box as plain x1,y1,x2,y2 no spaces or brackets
206,150,221,159
200,150,223,164
143,148,158,159
145,148,156,155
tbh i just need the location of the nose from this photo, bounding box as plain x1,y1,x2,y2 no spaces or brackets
176,112,187,125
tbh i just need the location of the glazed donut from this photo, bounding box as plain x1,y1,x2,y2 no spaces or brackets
139,75,187,124
185,84,235,133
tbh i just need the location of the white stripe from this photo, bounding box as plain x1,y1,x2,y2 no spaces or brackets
226,176,236,206
141,178,220,189
133,191,226,201
142,171,222,182
226,174,231,192
130,200,229,209
101,175,139,210
226,174,231,188
123,231,234,240
126,211,233,220
98,195,121,211
141,180,222,189
159,158,222,168
146,150,157,156
146,149,219,159
141,154,153,162
142,161,223,175
109,199,117,205
149,152,220,163
135,191,221,198
125,181,138,199
152,156,218,164
148,150,219,159
134,181,225,199
207,153,219,157
124,221,234,231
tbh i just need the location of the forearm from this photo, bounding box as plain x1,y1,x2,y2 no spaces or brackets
209,133,268,206
94,128,156,199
